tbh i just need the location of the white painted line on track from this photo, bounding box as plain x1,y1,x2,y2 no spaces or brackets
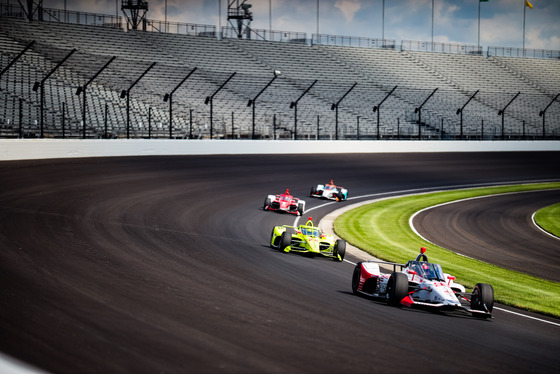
493,307,560,327
531,211,560,241
302,181,560,327
0,353,48,374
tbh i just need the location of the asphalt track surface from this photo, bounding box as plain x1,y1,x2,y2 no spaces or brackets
1,152,559,374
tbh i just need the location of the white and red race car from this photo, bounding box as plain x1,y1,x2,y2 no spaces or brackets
351,247,494,318
263,189,306,216
310,180,348,201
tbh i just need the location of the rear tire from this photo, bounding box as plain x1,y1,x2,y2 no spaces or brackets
386,272,408,307
334,239,346,261
471,283,494,317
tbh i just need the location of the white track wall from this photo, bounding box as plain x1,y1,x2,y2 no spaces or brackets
1,139,559,161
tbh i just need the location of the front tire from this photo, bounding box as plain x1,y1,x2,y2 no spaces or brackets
351,263,362,294
471,283,494,317
279,232,291,252
297,202,305,216
334,239,346,261
386,272,408,307
263,197,271,210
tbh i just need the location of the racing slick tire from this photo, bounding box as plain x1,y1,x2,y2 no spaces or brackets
334,239,346,262
263,197,272,210
470,283,494,317
279,232,291,253
351,263,362,294
386,272,408,307
297,202,305,216
310,186,317,196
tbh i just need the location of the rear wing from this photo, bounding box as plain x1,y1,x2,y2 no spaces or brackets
363,260,405,273
275,225,299,233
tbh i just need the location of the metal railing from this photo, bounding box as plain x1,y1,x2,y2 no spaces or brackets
487,46,560,60
144,19,215,36
221,26,307,43
313,34,396,49
401,40,482,55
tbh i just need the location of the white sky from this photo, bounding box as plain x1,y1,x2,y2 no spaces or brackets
42,0,560,50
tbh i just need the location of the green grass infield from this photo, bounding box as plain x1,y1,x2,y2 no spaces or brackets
334,182,560,318
534,202,560,238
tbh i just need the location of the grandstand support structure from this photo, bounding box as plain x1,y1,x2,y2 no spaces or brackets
76,56,116,139
457,90,479,140
498,91,521,140
248,71,280,139
122,0,149,31
331,82,357,140
32,48,76,138
539,93,560,138
205,72,236,139
373,85,398,140
291,79,317,141
164,67,197,139
189,109,194,139
414,88,438,139
120,61,156,139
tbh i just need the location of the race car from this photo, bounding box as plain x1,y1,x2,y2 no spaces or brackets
270,217,346,261
351,247,494,318
310,180,348,201
263,189,305,216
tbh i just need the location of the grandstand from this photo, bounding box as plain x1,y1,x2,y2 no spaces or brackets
0,4,559,140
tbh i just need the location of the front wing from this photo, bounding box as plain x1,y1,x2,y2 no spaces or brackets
400,293,492,318
285,237,337,257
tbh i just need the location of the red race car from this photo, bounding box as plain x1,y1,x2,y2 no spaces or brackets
263,189,306,216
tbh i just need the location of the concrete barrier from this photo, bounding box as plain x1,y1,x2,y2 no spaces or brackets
1,139,559,161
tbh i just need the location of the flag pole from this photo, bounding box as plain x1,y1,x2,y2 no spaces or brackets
317,0,319,36
478,0,481,52
218,0,221,39
382,0,385,47
523,0,526,56
431,0,434,51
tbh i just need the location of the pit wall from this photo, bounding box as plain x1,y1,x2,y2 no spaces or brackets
1,139,559,161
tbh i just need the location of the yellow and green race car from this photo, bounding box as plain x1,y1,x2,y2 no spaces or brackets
270,217,346,262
